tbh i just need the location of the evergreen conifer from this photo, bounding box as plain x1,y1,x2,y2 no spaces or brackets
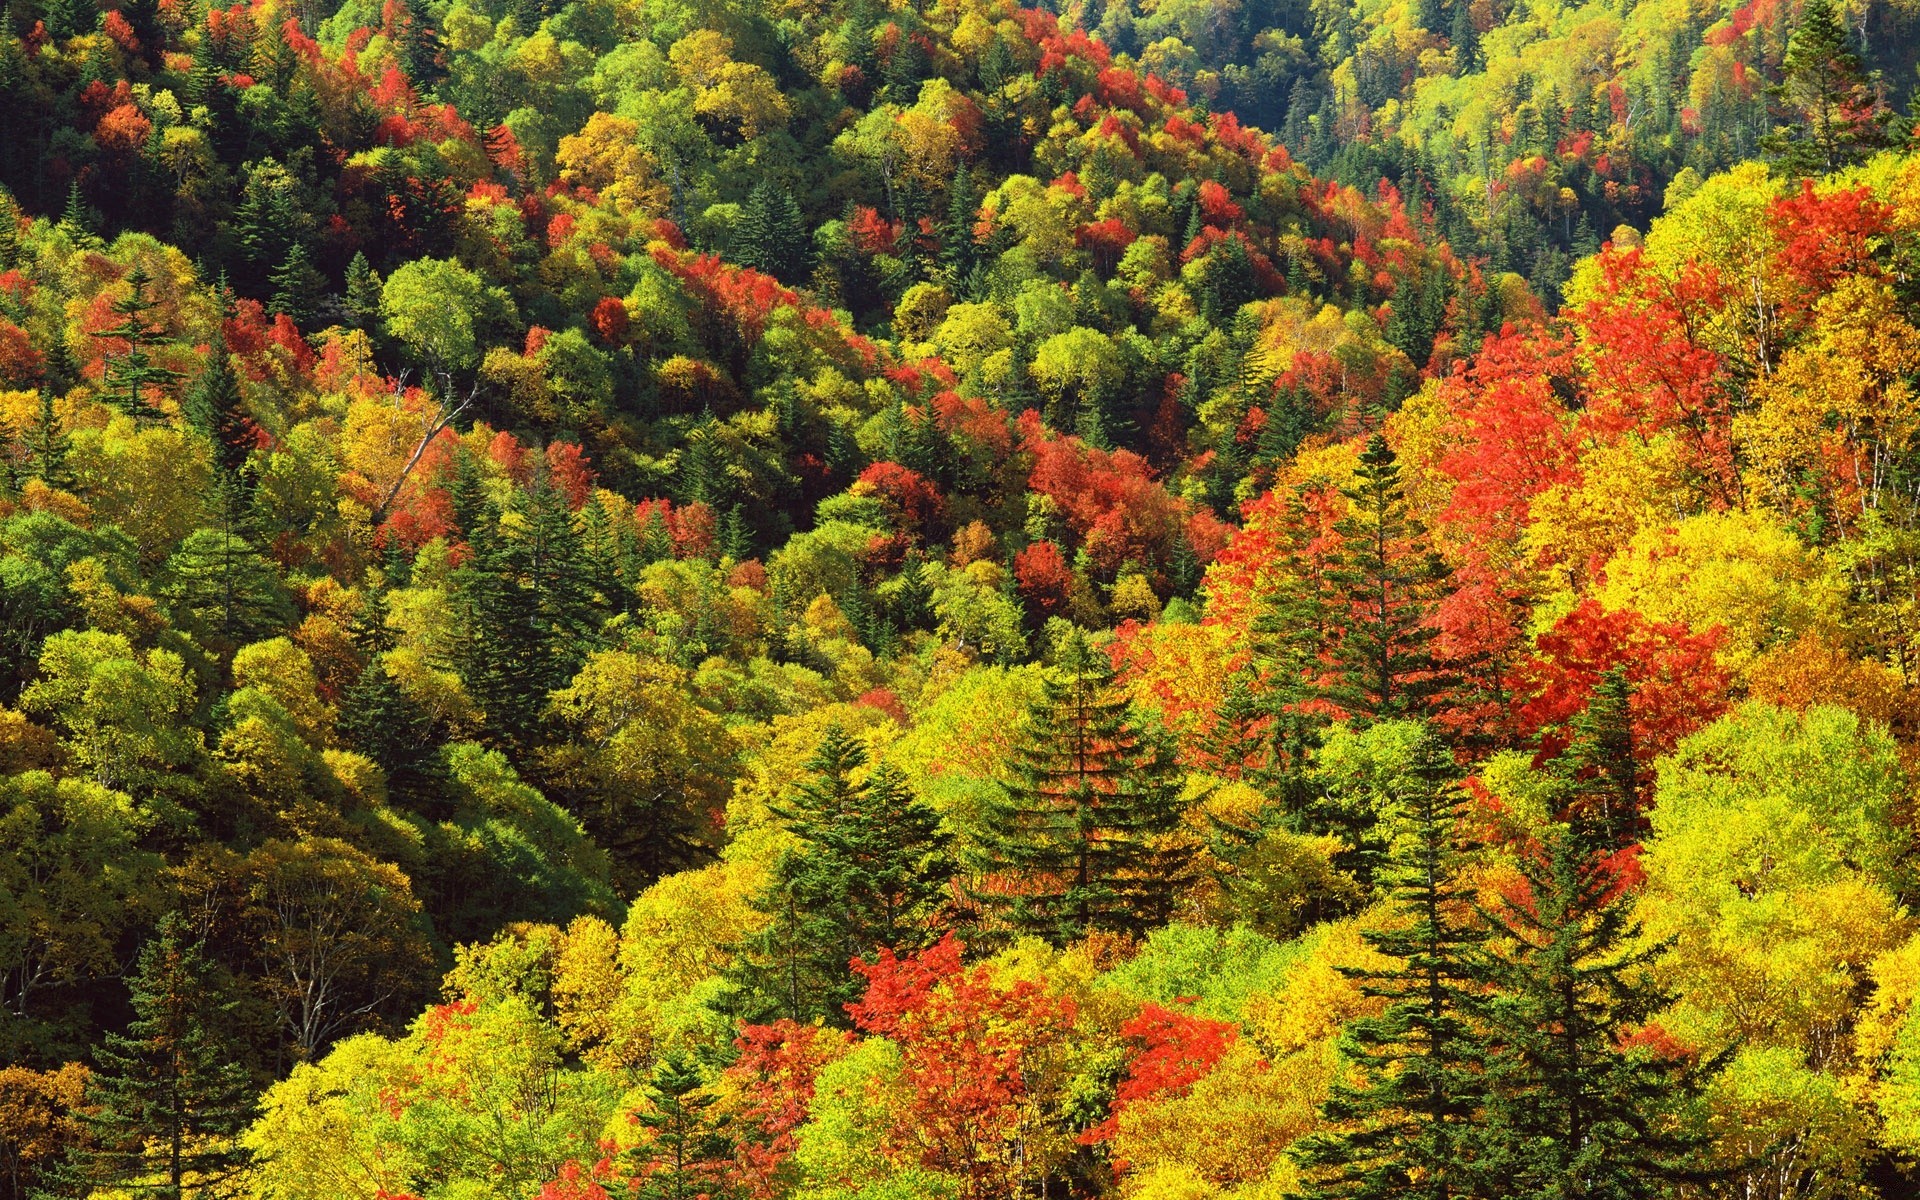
81,915,253,1200
980,628,1191,942
1292,730,1489,1200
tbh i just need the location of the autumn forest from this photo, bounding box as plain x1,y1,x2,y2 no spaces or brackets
2,0,1920,1195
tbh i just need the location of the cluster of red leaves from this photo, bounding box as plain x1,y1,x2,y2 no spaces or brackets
1024,421,1229,579
1014,540,1073,617
1082,1003,1238,1149
848,934,1078,1190
1510,599,1730,766
858,461,946,536
722,1020,856,1200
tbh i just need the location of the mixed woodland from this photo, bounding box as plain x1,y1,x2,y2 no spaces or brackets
5,0,1920,1195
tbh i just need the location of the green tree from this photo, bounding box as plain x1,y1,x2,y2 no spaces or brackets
336,659,443,810
453,472,598,746
161,518,293,659
1474,818,1713,1200
341,252,381,328
733,726,953,1024
380,257,514,374
1292,728,1488,1200
24,391,74,492
1326,433,1454,724
268,243,326,329
182,346,251,481
1762,0,1892,176
91,266,183,426
82,914,252,1200
980,628,1190,942
625,1052,733,1200
735,178,809,284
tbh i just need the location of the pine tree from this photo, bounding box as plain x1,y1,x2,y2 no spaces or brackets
1761,0,1892,176
338,659,445,811
453,471,598,746
1325,433,1455,724
1474,817,1713,1199
183,345,251,480
81,914,253,1200
1243,493,1340,817
25,388,75,491
58,178,92,233
626,1053,732,1200
91,266,184,425
1292,730,1489,1200
1554,667,1639,851
980,628,1191,942
732,726,954,1024
1449,1,1479,71
342,252,382,328
939,160,978,282
734,179,808,284
0,409,19,496
0,188,19,269
268,242,325,328
161,491,294,657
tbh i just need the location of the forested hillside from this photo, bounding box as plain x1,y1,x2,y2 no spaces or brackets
4,0,1920,1194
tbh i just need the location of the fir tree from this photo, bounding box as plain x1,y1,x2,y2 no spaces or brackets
1325,433,1455,724
1449,1,1479,71
626,1053,732,1200
1474,817,1714,1199
0,409,18,495
337,659,445,812
0,188,19,269
183,345,251,480
267,243,325,329
732,726,953,1024
342,252,382,329
25,388,75,491
1292,730,1489,1200
1243,490,1340,815
58,178,92,233
734,178,808,284
939,160,978,282
81,914,253,1200
1762,0,1892,176
91,265,184,425
980,627,1191,942
1554,667,1639,851
160,492,294,657
453,470,598,745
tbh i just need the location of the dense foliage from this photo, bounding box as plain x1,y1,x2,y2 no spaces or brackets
4,0,1920,1195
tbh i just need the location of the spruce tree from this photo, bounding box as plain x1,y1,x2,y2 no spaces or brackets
452,470,598,746
160,493,294,657
1554,667,1639,851
342,252,382,328
1292,729,1489,1200
91,265,184,425
183,345,251,480
735,178,808,284
732,726,953,1024
626,1053,732,1200
1762,0,1892,176
1325,433,1455,724
58,178,92,234
980,627,1190,942
25,388,75,491
267,242,325,329
1474,816,1713,1199
1449,2,1478,71
82,914,253,1200
337,659,445,812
